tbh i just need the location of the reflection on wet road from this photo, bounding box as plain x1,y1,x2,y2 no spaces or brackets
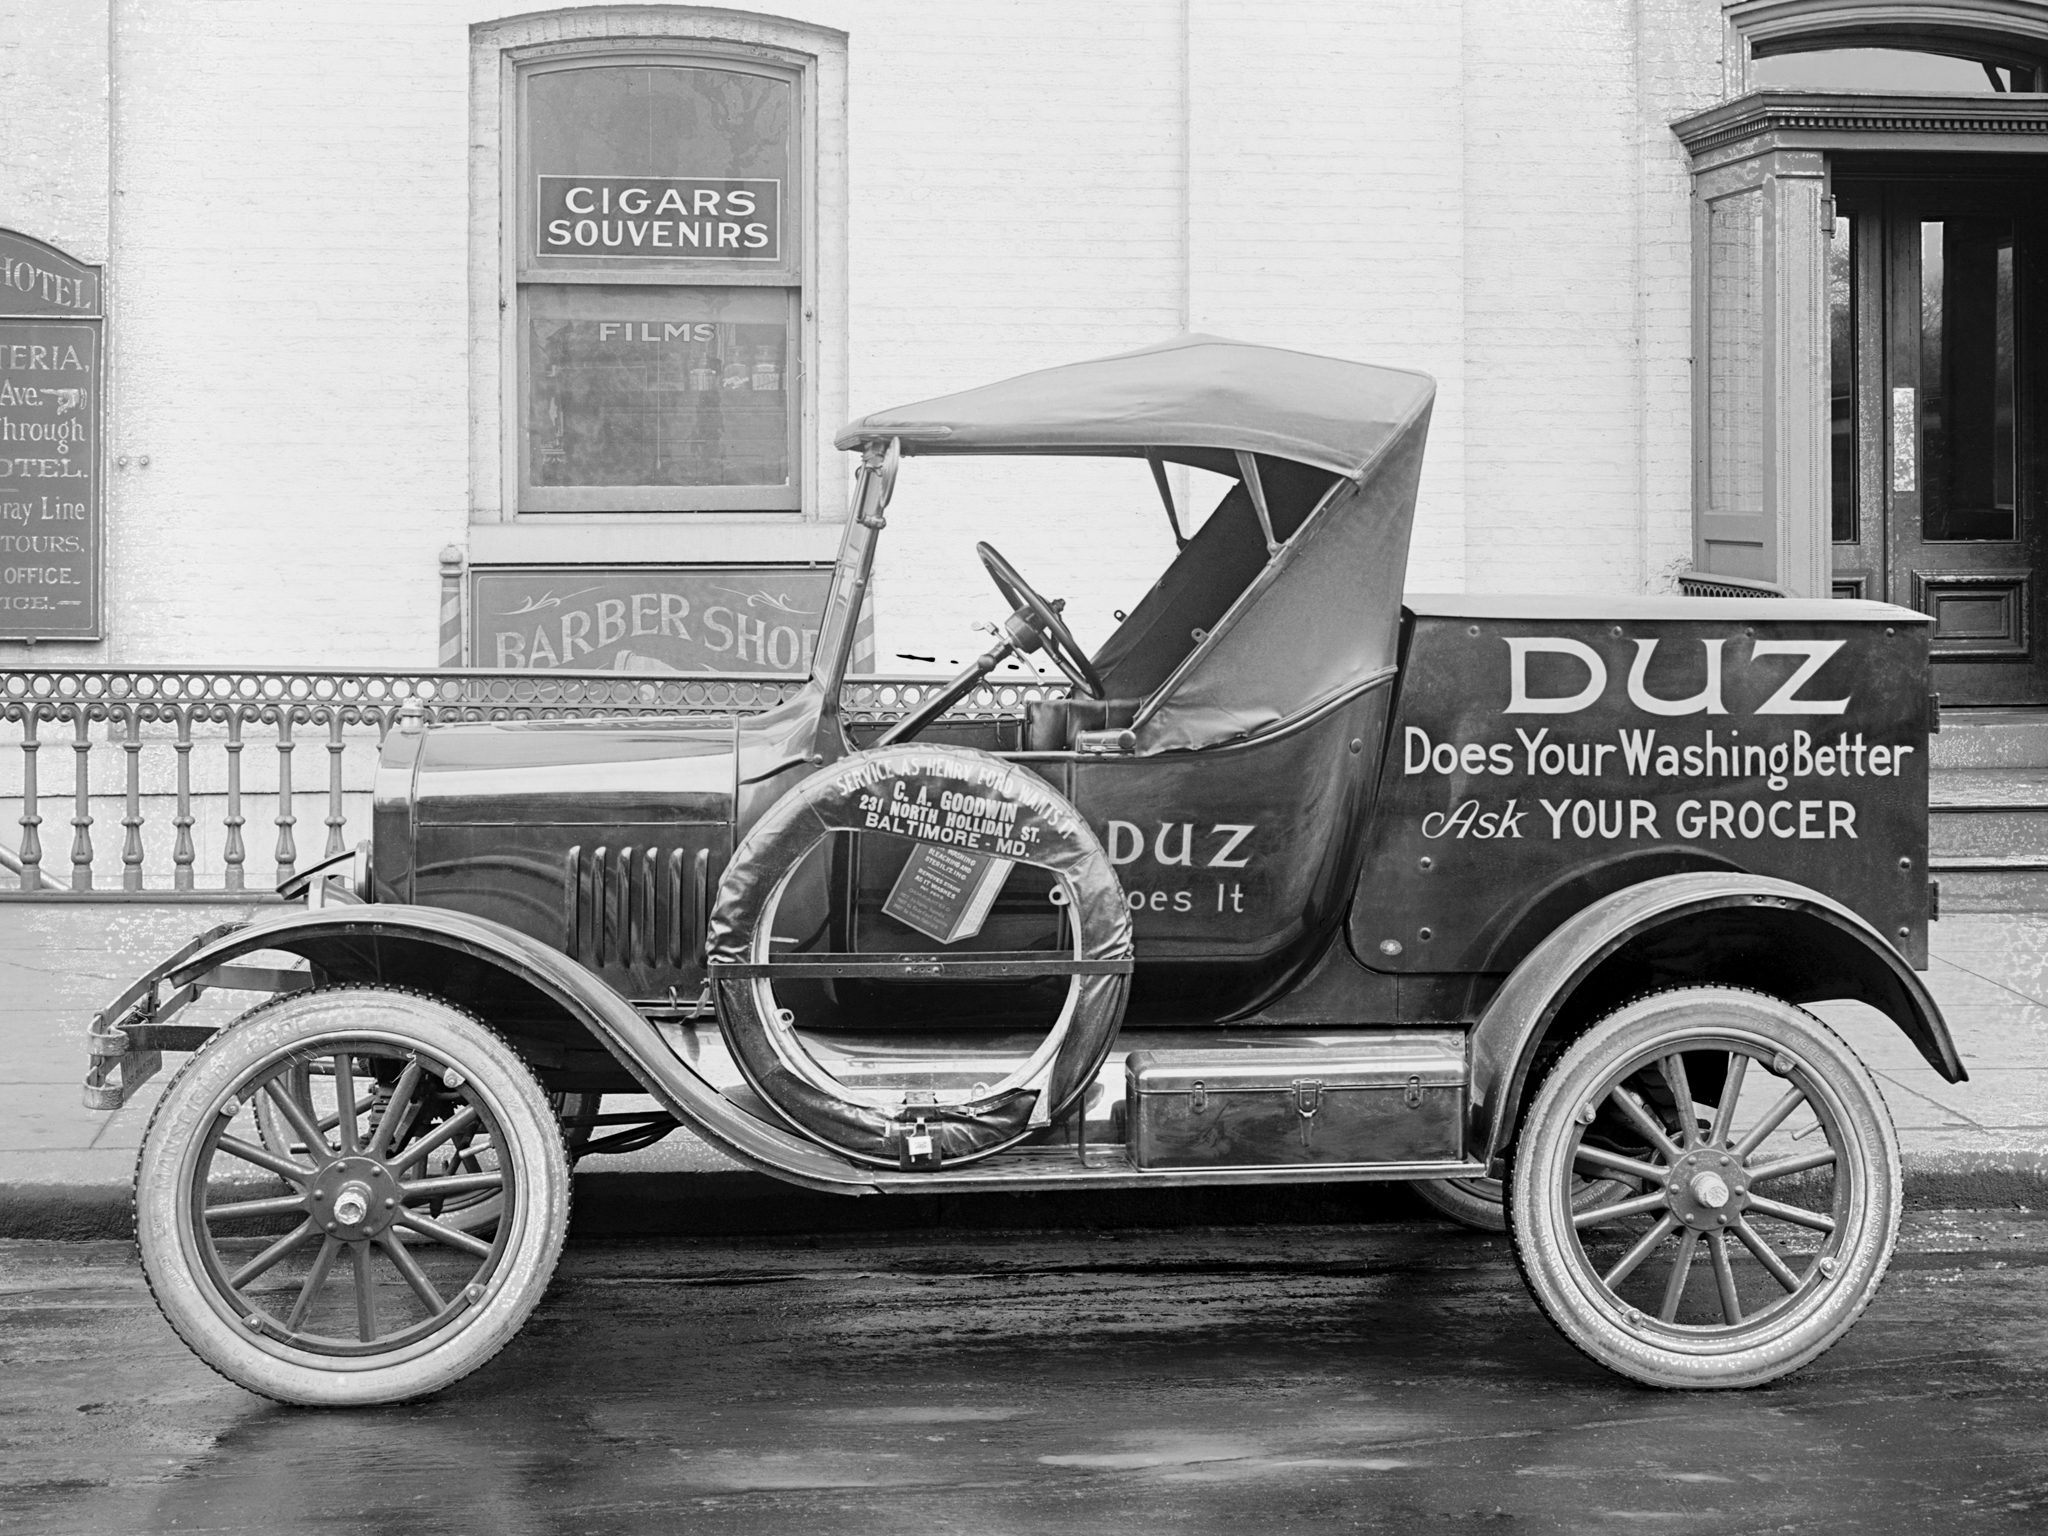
3,1211,2046,1534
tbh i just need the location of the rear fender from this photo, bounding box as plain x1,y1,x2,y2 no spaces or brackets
153,905,878,1195
1470,871,1961,1175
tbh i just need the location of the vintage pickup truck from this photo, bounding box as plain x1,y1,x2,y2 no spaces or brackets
83,336,1960,1405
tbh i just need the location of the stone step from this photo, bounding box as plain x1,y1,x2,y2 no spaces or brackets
1928,766,2048,909
1932,707,2048,769
1930,768,2048,860
1933,863,2048,913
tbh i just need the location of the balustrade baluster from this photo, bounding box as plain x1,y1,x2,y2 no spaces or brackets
16,710,42,891
324,709,346,859
222,708,246,892
69,710,93,891
172,707,195,891
274,710,297,882
0,666,808,898
121,710,145,891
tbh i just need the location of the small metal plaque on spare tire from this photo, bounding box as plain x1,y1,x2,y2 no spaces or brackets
1125,1039,1464,1170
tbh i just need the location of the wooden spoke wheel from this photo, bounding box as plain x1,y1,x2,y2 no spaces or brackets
254,1068,596,1236
1410,1172,1634,1234
1508,988,1900,1389
1411,1175,1510,1231
135,988,570,1406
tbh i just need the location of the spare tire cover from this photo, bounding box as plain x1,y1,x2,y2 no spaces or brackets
708,745,1132,1169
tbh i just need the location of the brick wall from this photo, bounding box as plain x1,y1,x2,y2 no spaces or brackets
0,0,1731,673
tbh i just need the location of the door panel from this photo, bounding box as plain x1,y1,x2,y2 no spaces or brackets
1832,173,2048,704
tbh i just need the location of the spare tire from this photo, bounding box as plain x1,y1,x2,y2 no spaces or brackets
708,745,1132,1169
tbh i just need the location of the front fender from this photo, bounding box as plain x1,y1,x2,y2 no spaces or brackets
1470,871,1961,1175
160,904,880,1196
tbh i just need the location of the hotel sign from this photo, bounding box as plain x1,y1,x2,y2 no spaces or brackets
0,230,102,643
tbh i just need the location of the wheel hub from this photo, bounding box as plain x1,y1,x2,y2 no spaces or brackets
310,1156,401,1240
1666,1147,1749,1229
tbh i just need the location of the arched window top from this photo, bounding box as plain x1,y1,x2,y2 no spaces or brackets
1730,1,2048,92
1753,46,2044,92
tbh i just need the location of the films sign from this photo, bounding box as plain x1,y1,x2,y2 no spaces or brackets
0,230,102,642
536,177,781,261
470,564,868,675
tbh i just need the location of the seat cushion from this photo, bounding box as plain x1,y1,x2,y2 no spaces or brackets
1022,697,1141,752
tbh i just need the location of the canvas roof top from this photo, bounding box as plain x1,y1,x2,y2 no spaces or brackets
833,334,1436,479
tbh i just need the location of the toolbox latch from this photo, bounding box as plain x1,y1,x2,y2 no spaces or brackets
1293,1079,1323,1147
1404,1074,1424,1109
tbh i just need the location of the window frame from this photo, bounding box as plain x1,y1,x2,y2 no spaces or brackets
500,36,818,517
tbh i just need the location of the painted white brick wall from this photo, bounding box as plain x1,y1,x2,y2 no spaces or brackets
1638,0,1734,589
0,0,1733,673
838,0,1187,666
99,0,474,665
1191,0,1467,592
0,0,109,262
1464,0,1642,595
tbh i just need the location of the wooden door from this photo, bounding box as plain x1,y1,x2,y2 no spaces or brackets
1832,171,2048,705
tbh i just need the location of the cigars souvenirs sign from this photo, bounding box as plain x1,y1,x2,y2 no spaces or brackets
470,564,871,674
0,231,102,642
536,177,781,261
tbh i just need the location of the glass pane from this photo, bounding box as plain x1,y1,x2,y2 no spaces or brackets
525,285,792,490
1754,48,2036,92
1920,218,2019,542
1829,214,1855,543
527,64,792,265
1707,192,1765,514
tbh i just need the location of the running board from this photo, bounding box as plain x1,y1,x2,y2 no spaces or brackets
862,1145,1487,1194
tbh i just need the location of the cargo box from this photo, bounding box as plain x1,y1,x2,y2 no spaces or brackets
1125,1039,1465,1170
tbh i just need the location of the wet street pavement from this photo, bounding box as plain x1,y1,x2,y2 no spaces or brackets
3,1210,2046,1535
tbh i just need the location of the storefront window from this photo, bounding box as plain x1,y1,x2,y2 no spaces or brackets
525,286,792,489
516,56,804,513
1828,213,1855,544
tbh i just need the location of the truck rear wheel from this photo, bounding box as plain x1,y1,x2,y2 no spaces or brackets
1507,987,1899,1389
1409,1175,1509,1230
1412,1169,1635,1233
135,987,571,1406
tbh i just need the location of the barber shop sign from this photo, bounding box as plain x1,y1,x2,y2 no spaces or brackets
470,564,869,675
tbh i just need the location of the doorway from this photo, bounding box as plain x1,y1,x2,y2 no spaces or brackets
1832,166,2048,705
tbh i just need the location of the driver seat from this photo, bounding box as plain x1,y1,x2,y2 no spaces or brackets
1022,696,1141,752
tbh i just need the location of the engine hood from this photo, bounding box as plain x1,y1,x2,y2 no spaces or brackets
393,718,738,827
371,716,752,995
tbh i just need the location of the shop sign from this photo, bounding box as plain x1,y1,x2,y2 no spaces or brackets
471,563,868,674
536,176,781,261
0,230,102,643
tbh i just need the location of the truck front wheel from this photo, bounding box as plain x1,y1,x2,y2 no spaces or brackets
135,987,571,1405
1507,987,1900,1389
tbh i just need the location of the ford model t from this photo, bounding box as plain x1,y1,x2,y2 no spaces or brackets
82,336,1961,1405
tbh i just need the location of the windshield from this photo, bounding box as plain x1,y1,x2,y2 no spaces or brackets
869,455,1327,701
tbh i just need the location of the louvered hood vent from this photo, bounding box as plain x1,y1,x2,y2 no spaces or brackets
566,844,711,972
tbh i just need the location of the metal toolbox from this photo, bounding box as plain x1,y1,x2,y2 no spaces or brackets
1125,1039,1465,1171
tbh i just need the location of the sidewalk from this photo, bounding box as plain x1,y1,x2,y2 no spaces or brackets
2,903,2043,1237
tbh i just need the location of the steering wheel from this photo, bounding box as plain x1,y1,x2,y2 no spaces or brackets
977,542,1106,700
